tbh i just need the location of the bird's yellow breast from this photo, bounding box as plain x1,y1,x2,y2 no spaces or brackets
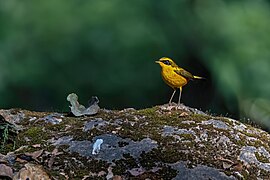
161,67,188,89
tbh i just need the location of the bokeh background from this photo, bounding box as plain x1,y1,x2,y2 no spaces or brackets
0,0,270,129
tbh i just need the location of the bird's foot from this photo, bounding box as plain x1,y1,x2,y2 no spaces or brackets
176,103,185,109
167,102,177,106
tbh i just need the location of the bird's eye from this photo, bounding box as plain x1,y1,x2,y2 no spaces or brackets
162,60,171,65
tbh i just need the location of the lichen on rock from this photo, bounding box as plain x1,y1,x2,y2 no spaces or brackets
0,104,270,179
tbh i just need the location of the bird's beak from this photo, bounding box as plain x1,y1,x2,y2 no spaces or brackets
155,61,160,64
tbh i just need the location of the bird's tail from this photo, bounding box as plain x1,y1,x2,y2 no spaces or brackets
193,75,205,80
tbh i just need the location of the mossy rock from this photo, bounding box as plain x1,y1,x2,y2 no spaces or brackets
0,104,270,179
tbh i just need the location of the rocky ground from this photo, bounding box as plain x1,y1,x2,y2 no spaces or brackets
1,103,270,179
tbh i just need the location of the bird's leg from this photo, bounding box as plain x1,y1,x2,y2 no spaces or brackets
169,89,176,104
178,87,182,105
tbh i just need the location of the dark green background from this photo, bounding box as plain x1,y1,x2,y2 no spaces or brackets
0,0,270,129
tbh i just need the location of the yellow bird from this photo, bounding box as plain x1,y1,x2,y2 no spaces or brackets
156,57,204,105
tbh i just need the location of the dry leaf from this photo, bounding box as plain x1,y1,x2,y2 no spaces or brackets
48,156,55,169
25,149,44,159
0,153,7,163
16,157,28,163
13,163,50,180
179,112,189,117
113,175,122,180
48,148,63,169
128,167,145,176
97,171,106,177
223,162,233,169
52,148,58,155
106,166,114,179
0,164,13,179
232,163,243,171
32,144,41,148
59,172,69,179
14,145,29,152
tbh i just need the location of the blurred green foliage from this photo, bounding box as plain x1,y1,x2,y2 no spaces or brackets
0,0,270,129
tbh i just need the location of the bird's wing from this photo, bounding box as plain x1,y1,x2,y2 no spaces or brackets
174,68,194,80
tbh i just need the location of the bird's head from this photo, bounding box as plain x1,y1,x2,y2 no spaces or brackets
155,57,177,68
